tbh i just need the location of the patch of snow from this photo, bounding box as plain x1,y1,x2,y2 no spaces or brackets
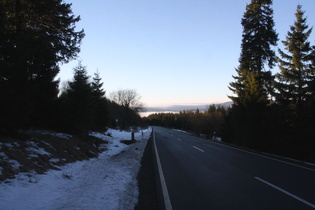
9,160,21,171
40,131,73,140
0,152,21,172
90,128,152,157
26,141,37,147
214,137,222,142
89,132,110,141
2,143,14,148
107,129,134,140
0,127,152,210
26,141,51,157
41,141,53,148
0,152,7,158
0,142,20,149
49,158,59,163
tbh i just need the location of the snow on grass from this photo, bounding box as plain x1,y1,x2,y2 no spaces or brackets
26,141,51,158
8,160,21,171
49,158,60,163
0,152,21,173
89,130,128,157
0,127,152,210
0,152,7,175
45,132,72,140
90,128,152,157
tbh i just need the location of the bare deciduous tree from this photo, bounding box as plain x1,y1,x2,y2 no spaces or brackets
110,89,144,112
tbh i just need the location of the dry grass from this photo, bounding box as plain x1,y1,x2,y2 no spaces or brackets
0,131,107,182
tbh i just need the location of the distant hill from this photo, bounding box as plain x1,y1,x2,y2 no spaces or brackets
144,101,233,113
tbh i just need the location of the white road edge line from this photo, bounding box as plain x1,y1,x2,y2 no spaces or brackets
193,146,204,153
153,132,173,210
255,177,315,209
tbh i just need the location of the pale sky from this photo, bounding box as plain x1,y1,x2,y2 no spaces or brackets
59,0,315,107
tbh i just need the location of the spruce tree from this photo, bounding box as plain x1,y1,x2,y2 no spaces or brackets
229,0,278,107
91,71,108,130
225,0,278,150
60,62,93,133
0,0,84,130
275,5,314,109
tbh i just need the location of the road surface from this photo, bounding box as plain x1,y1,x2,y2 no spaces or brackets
153,126,315,210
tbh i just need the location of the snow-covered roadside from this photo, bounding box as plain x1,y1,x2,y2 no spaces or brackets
0,127,152,210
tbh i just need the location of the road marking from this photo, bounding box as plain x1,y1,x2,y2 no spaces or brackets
173,128,315,172
212,142,315,173
153,132,173,210
255,177,315,208
177,138,182,141
193,146,204,153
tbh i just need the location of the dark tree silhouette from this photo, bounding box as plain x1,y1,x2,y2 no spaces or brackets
225,0,278,150
275,5,314,110
58,62,93,133
0,0,84,131
229,0,278,107
91,71,108,130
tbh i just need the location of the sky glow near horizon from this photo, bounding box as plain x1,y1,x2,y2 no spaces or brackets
59,0,315,107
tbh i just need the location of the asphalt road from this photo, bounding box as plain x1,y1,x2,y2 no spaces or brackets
153,126,315,210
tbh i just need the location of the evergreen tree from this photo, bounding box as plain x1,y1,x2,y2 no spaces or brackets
272,5,315,161
229,0,278,107
59,62,93,133
275,5,314,109
0,0,84,130
225,0,278,150
91,71,108,130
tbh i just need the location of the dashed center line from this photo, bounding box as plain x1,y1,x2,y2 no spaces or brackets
177,138,182,141
193,146,204,153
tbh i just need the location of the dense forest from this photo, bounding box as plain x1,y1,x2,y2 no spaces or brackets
144,105,227,138
0,0,144,135
146,1,315,162
225,1,315,162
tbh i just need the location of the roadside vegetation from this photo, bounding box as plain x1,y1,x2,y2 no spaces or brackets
146,1,315,163
225,1,315,162
0,0,145,135
144,105,227,139
0,0,146,181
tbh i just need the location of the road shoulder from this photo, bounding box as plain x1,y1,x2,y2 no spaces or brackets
135,135,158,210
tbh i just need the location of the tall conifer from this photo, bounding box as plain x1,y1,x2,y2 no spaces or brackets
275,5,314,109
225,0,278,149
60,62,93,133
229,0,278,107
91,71,108,130
0,0,84,130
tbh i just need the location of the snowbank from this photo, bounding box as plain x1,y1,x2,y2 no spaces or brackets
0,127,152,210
